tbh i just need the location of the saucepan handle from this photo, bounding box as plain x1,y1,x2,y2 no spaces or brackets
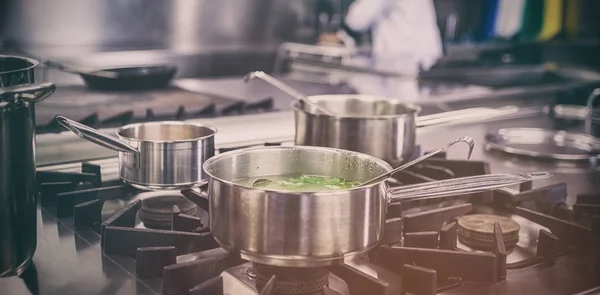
55,115,139,154
416,106,520,128
386,172,554,204
0,82,56,103
361,136,475,186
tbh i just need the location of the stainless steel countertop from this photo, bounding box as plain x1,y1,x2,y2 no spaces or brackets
36,71,557,166
24,76,600,295
26,104,600,295
35,70,600,204
37,104,600,205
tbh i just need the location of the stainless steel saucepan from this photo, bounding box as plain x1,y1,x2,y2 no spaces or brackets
199,145,553,267
294,95,518,165
56,116,217,190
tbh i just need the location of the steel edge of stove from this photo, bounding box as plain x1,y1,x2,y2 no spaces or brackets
33,88,279,135
35,103,547,180
27,145,600,295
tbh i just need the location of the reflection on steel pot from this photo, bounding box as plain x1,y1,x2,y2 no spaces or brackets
196,145,553,267
294,95,516,165
294,95,420,165
1,55,56,276
55,116,217,190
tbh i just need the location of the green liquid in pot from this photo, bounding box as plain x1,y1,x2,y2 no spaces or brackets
236,174,360,192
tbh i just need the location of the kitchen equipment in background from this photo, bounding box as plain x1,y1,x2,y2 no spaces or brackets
551,88,600,135
55,116,216,190
41,60,118,78
32,85,269,135
552,104,600,123
443,12,460,43
200,145,553,267
76,64,178,91
564,0,581,39
494,0,526,39
1,41,178,91
284,57,420,78
294,94,521,165
243,71,335,115
565,0,600,40
484,127,600,161
272,42,357,85
537,0,563,40
1,0,314,55
475,0,500,41
518,0,545,41
0,55,56,276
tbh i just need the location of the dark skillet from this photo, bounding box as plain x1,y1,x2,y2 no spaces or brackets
0,41,178,91
79,65,178,91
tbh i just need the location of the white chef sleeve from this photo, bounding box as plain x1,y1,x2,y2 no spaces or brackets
343,0,391,32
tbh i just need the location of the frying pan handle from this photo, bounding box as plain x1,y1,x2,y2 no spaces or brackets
55,115,139,154
0,82,56,103
386,172,554,204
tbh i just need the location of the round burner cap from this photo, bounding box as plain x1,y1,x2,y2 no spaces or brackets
139,194,197,229
457,214,520,249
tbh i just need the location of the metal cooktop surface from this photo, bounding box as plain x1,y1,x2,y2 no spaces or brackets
5,108,599,295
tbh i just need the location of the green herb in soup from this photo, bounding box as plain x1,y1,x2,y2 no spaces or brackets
237,174,360,192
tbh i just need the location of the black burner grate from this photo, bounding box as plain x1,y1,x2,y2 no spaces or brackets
35,148,600,295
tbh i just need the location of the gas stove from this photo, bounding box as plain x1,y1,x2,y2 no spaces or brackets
18,142,600,295
33,85,277,134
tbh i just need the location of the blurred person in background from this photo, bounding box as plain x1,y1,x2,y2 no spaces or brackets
319,0,443,100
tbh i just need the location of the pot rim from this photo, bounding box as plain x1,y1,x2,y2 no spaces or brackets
0,55,40,75
291,94,422,120
202,145,393,194
116,120,218,143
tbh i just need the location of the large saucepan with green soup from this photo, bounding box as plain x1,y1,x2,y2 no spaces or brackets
197,145,553,267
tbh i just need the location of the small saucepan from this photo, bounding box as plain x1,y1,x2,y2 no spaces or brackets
197,145,553,267
55,116,216,190
293,95,517,165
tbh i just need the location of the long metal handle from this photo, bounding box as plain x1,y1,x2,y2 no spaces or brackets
387,172,554,204
243,71,335,116
585,88,600,134
360,136,474,186
291,57,413,78
44,60,118,78
55,115,138,153
0,82,56,103
416,106,521,128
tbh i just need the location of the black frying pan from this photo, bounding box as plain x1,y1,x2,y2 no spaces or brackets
2,42,178,91
77,65,178,91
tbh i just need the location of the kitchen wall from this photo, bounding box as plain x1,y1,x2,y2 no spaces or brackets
0,0,318,56
2,0,600,74
434,0,600,44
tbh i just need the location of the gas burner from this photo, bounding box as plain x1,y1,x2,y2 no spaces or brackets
252,263,329,295
32,151,599,295
457,214,521,249
139,194,198,229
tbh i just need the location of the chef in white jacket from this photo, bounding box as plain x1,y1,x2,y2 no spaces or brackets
319,0,443,100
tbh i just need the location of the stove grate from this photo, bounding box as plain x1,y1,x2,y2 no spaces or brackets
34,147,600,295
